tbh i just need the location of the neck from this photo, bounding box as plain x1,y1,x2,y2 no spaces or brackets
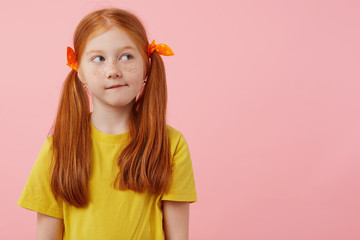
91,100,134,135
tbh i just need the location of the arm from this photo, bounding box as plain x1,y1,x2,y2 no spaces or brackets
36,213,63,240
163,201,190,240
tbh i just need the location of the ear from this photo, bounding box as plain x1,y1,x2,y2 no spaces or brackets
144,58,151,80
77,70,86,84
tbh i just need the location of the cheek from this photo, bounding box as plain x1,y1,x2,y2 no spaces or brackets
124,65,145,83
83,70,105,92
86,69,103,82
123,65,143,76
93,69,103,78
123,66,134,73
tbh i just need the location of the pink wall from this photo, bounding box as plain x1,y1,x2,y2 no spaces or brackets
1,0,360,239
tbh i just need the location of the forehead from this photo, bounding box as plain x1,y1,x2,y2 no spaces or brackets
84,27,138,52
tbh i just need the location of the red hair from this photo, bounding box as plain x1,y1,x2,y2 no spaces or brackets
49,8,172,207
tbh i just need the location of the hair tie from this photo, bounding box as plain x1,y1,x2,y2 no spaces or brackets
66,46,78,72
147,40,174,58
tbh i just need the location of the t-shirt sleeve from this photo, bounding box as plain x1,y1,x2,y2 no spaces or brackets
17,137,64,219
161,132,197,203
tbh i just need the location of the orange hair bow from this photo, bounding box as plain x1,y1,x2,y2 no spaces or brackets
66,46,78,72
147,40,174,57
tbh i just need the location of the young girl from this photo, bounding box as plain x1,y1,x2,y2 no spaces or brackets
17,8,197,240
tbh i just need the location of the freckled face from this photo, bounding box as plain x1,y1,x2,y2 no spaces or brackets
77,27,146,109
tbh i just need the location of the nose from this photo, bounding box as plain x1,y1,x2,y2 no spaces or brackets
106,61,122,79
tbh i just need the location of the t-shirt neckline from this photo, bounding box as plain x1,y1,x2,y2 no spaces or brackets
91,121,129,144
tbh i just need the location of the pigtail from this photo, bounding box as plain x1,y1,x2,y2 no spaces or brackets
50,70,91,207
114,51,172,194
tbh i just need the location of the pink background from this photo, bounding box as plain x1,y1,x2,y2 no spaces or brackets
1,0,360,239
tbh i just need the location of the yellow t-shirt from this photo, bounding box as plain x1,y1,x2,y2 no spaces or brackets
17,123,197,239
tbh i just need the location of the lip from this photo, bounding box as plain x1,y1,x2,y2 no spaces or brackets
106,84,126,89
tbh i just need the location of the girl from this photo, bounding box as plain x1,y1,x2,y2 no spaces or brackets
17,8,197,240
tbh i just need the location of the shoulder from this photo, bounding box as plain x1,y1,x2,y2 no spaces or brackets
166,124,183,140
166,124,190,156
38,135,54,156
43,135,54,148
166,124,188,145
33,135,55,170
162,125,197,202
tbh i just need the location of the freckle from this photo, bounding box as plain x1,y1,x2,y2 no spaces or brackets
123,66,134,72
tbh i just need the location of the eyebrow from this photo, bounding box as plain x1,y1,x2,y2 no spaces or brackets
85,46,137,55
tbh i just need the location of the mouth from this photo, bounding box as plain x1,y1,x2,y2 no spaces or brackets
106,84,126,89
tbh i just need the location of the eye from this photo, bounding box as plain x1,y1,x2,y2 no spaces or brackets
92,56,105,63
121,54,133,61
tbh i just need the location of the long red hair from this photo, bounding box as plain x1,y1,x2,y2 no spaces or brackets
49,8,172,207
